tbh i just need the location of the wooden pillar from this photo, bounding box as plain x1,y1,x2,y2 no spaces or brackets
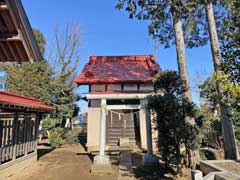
34,112,40,153
12,113,18,161
0,120,3,165
24,115,29,156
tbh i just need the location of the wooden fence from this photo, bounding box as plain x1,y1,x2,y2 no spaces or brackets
0,113,38,165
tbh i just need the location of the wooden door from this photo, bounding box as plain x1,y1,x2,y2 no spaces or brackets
106,110,139,147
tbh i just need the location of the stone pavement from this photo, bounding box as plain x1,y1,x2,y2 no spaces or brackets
118,152,137,180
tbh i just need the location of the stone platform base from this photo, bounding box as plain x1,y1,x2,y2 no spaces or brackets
90,164,113,175
0,153,37,180
94,155,110,164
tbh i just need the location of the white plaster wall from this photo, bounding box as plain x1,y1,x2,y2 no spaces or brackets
139,109,158,152
107,84,121,91
87,107,101,147
139,84,154,91
124,84,138,91
91,85,105,92
90,100,101,107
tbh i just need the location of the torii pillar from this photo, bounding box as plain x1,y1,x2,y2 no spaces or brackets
142,101,159,165
91,99,112,174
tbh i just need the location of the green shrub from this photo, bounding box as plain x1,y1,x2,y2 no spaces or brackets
42,116,56,130
64,130,79,144
49,127,65,148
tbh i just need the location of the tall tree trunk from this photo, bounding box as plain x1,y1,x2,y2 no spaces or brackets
205,2,239,160
173,16,192,103
173,14,199,169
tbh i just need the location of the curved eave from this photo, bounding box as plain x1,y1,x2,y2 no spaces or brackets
0,0,42,62
0,102,55,112
74,79,154,85
0,91,55,112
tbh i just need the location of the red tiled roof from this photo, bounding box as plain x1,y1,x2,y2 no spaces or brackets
0,91,55,112
74,55,161,85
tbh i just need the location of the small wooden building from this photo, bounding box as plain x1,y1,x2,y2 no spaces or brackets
0,0,55,177
75,55,161,165
0,91,54,170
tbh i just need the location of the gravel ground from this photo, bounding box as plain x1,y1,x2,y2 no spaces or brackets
6,141,118,180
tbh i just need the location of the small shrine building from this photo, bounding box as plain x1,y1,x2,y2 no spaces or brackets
75,55,161,165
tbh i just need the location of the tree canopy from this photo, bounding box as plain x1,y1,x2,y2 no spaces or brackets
116,0,208,48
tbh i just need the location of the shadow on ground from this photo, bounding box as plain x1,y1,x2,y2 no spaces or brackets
37,140,54,160
121,153,175,180
78,133,87,150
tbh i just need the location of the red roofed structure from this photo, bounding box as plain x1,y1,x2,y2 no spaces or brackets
0,91,55,172
74,55,160,85
0,1,53,173
0,91,55,112
75,55,161,166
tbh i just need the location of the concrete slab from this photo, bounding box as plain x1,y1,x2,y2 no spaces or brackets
200,160,240,180
215,172,239,180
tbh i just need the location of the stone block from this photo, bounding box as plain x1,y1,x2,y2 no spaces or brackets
142,154,159,166
191,170,203,180
94,155,110,165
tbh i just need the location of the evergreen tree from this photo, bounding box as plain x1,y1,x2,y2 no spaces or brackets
3,62,53,105
200,0,239,159
148,71,200,173
116,0,208,168
220,0,240,84
33,28,46,55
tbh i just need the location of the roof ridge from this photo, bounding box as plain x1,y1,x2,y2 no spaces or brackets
90,55,154,62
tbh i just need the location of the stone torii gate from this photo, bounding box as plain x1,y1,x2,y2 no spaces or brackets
87,93,159,171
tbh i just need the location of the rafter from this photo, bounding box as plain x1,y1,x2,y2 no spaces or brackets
6,41,17,60
1,10,16,33
13,41,24,61
0,44,6,60
0,41,11,60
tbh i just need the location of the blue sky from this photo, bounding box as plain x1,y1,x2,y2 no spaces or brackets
22,0,214,112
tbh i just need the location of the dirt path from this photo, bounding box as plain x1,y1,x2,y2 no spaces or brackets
6,143,118,180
